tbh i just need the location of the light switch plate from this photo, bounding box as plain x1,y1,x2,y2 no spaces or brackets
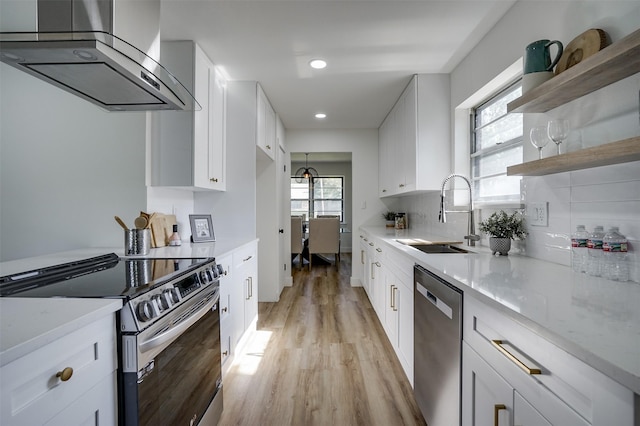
529,202,548,226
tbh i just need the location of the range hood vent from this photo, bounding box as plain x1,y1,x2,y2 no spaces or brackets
0,1,199,112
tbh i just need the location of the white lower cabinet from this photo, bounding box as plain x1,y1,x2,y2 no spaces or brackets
463,342,514,426
217,252,233,367
220,241,259,376
232,241,258,348
369,238,386,318
0,315,117,426
358,233,370,295
382,248,414,385
463,295,634,426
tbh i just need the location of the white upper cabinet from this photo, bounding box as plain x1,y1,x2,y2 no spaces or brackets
379,74,450,197
151,41,227,191
256,84,276,161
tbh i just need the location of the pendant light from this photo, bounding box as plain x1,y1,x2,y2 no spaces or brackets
294,153,319,183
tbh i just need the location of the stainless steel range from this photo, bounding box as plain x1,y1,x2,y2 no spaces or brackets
0,253,223,426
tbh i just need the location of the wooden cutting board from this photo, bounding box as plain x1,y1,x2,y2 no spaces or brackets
555,28,610,75
148,213,177,248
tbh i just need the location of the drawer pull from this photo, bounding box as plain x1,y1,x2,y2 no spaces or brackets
56,367,73,382
491,340,541,375
494,404,506,426
222,350,229,356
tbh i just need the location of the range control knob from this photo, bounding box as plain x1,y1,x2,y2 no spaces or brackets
161,289,176,308
200,270,211,284
167,288,182,304
153,294,170,311
216,264,224,275
136,301,156,322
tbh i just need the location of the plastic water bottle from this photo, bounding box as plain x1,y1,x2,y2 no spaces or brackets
602,227,629,282
571,225,589,273
586,226,605,277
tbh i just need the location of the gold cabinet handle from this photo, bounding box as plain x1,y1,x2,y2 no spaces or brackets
368,242,374,246
399,183,405,188
56,367,73,382
222,307,228,313
243,255,253,262
494,404,506,426
361,250,365,265
266,145,272,150
376,248,382,253
491,340,542,375
389,285,394,309
222,350,229,356
382,189,387,193
392,286,398,311
209,177,219,182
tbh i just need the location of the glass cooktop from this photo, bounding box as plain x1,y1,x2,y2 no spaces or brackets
0,253,213,299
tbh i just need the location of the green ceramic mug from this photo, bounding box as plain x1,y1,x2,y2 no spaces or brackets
524,39,563,74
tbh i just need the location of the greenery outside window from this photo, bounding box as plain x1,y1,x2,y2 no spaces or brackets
471,80,523,204
291,176,344,221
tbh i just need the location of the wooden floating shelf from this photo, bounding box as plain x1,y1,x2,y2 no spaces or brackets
507,137,640,176
507,28,640,113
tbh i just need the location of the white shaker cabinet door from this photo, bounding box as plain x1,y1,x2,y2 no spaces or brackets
462,342,513,426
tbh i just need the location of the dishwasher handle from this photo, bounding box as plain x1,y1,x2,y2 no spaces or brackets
426,289,437,305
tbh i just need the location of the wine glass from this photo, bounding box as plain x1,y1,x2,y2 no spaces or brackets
547,119,570,155
529,126,549,160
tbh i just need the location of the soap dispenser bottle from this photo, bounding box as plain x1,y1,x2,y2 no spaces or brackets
169,224,182,246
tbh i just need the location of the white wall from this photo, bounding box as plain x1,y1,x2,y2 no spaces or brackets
0,63,147,261
399,1,640,282
286,129,385,286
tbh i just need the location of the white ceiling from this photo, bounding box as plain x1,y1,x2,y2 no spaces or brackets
160,0,516,130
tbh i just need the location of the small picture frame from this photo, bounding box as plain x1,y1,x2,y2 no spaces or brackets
189,214,216,243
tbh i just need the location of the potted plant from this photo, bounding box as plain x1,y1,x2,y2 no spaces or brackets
382,211,396,228
479,210,527,255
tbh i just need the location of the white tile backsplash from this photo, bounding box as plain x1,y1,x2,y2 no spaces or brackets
398,160,640,283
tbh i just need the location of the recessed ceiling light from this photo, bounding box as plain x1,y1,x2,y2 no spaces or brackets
315,113,327,119
309,59,327,69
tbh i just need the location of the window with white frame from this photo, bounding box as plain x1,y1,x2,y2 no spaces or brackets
291,176,344,221
471,80,523,204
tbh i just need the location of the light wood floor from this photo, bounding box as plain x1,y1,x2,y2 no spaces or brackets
218,254,426,426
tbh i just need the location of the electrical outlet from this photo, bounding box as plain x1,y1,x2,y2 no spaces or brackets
529,202,548,226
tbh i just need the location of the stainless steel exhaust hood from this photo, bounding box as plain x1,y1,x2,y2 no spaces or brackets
0,0,199,112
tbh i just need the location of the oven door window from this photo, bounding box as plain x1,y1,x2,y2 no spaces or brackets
137,305,221,426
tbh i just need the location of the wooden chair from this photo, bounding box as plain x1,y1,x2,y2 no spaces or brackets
308,217,340,270
291,216,304,269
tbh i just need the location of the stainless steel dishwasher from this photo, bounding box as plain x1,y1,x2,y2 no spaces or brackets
414,264,463,426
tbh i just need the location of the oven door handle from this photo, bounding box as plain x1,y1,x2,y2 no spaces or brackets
139,292,219,354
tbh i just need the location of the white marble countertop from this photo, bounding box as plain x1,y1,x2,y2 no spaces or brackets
361,226,640,394
0,298,122,366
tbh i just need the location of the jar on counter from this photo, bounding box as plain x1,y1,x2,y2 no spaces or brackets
395,213,407,229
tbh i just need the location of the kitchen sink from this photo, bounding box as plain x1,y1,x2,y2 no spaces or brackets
408,244,471,254
396,239,471,254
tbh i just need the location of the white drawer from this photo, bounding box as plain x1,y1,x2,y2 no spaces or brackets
0,315,117,426
45,372,117,426
233,242,257,269
464,296,634,425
